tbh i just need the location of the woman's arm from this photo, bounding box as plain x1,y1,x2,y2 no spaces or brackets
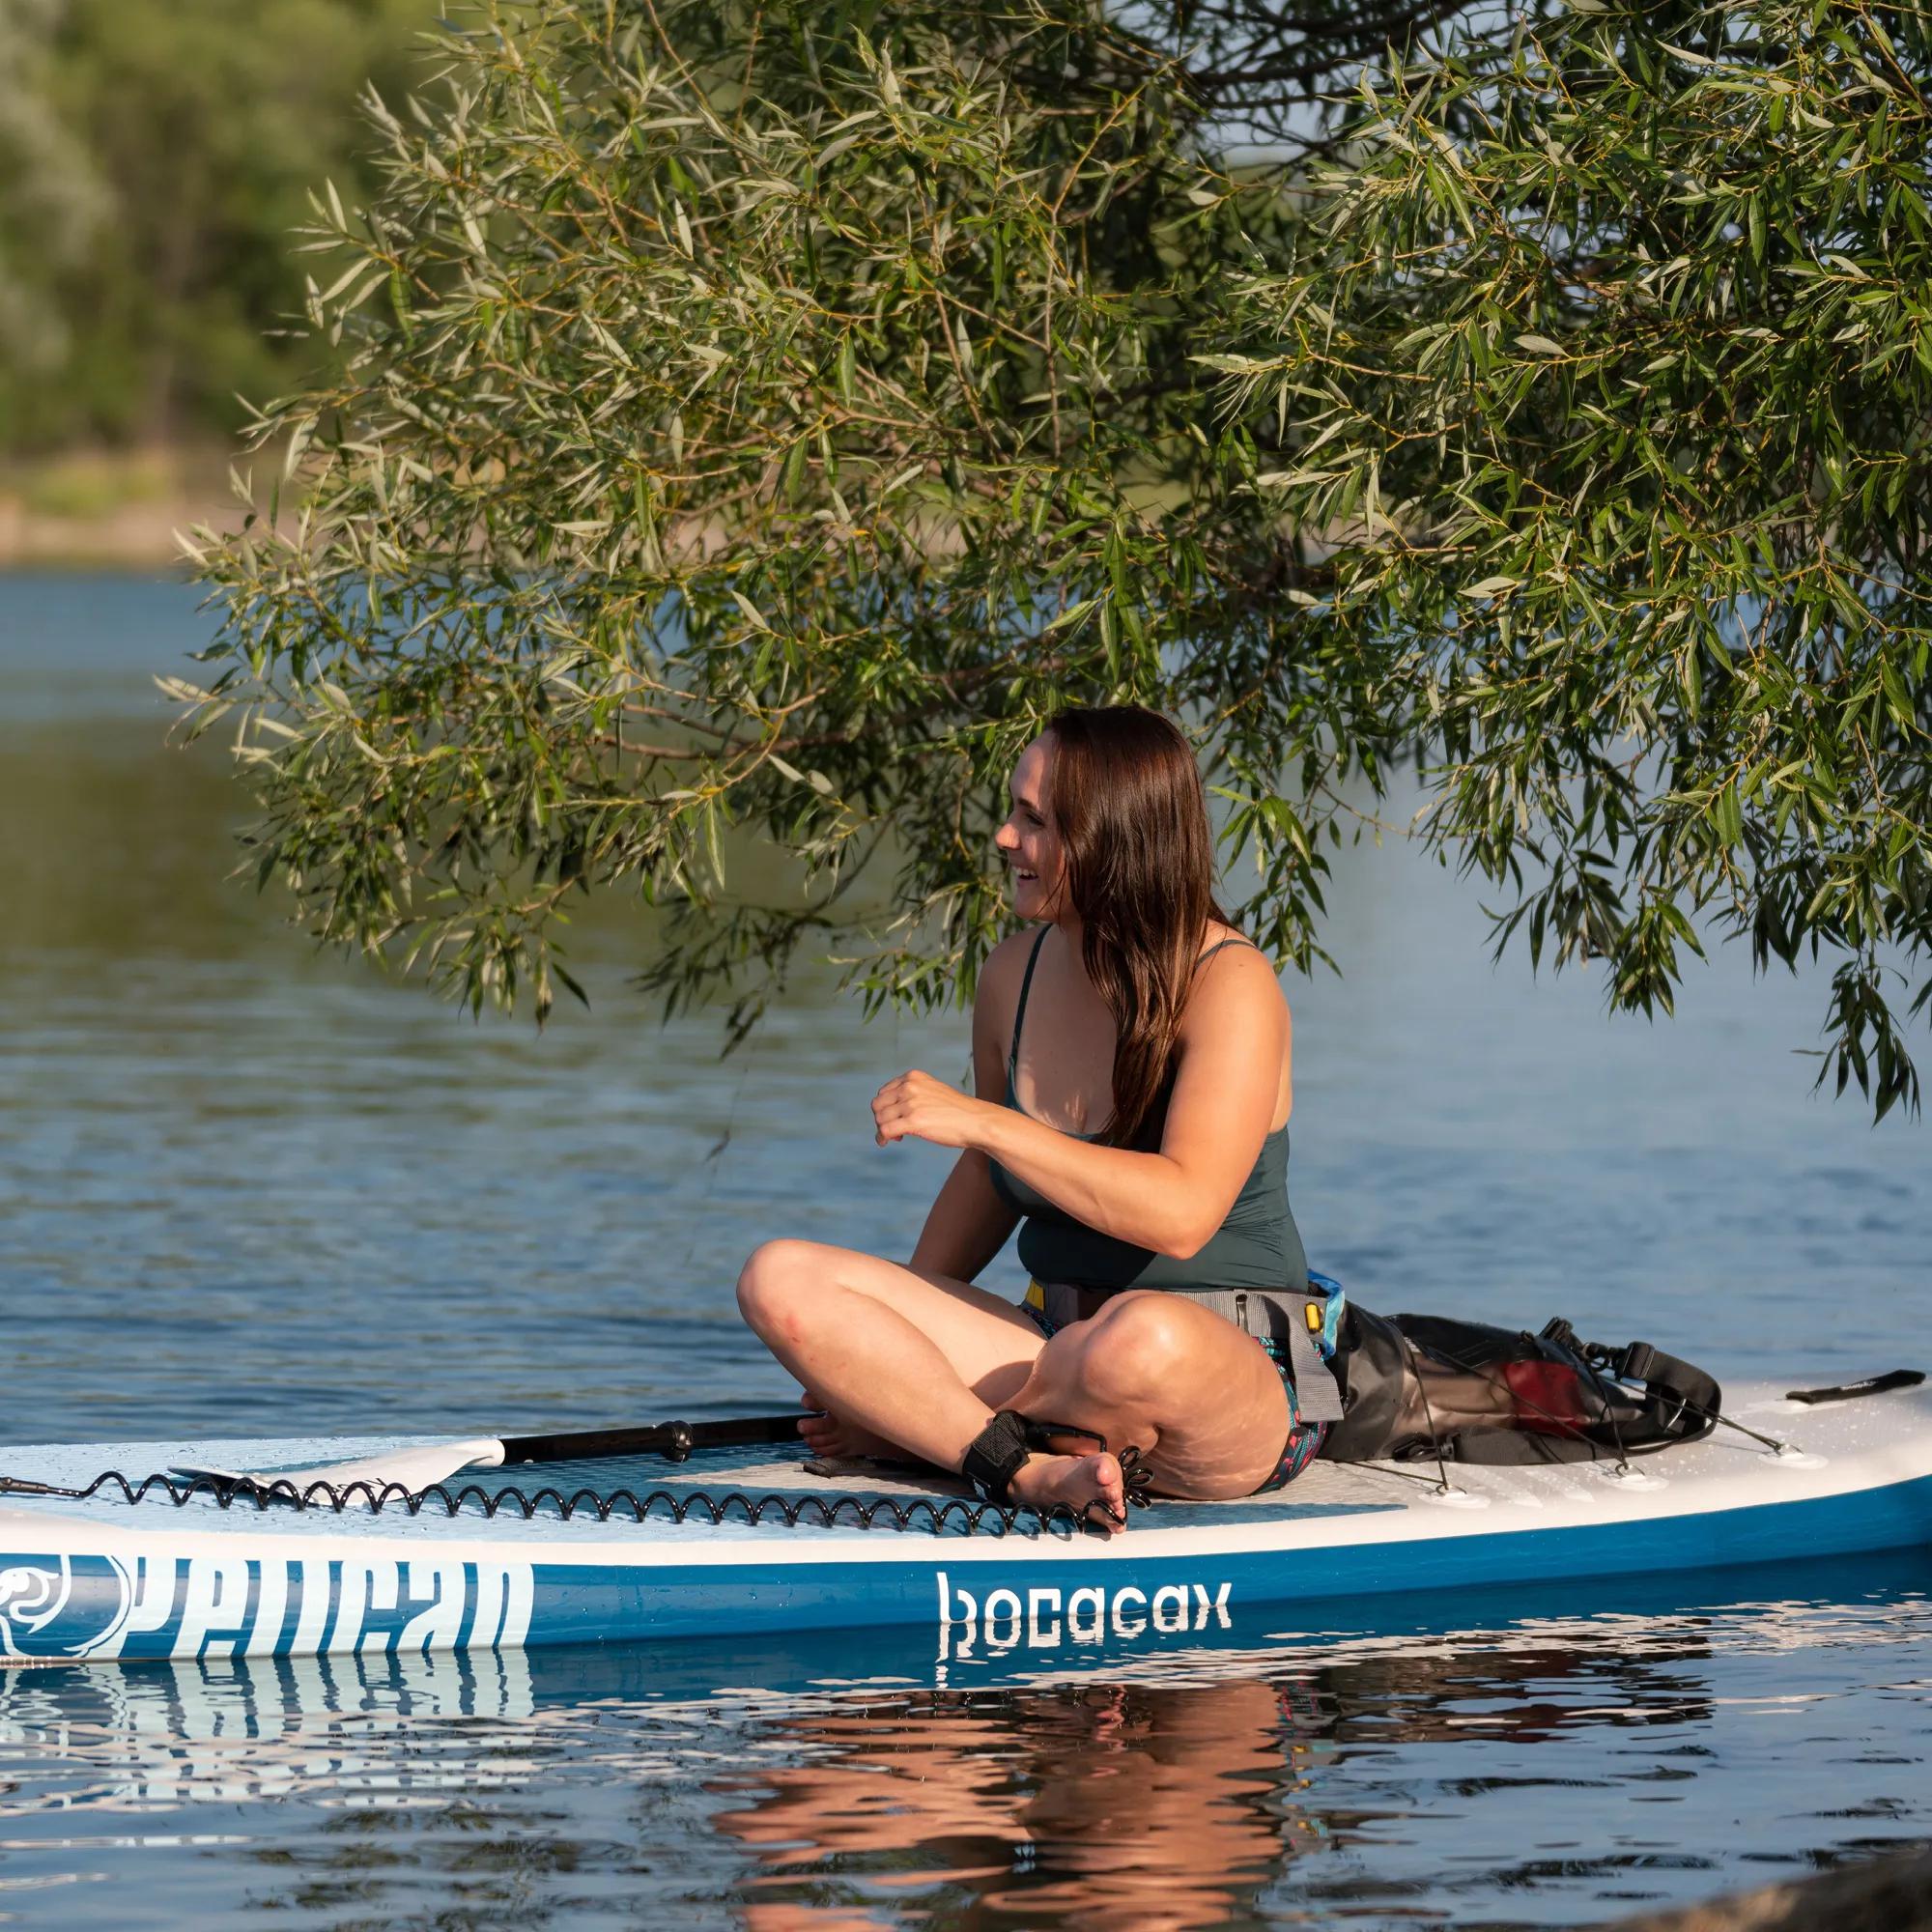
904,935,1026,1280
877,944,1289,1260
907,1151,1019,1281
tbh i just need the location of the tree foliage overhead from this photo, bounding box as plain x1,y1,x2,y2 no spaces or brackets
1211,0,1932,1117
184,0,1932,1117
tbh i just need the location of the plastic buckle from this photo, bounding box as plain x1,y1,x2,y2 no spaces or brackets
1620,1342,1658,1382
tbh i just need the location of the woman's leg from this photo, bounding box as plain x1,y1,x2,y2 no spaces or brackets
1011,1292,1293,1500
736,1239,1046,1464
740,1252,1292,1529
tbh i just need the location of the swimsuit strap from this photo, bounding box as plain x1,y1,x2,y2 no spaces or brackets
1192,935,1256,970
1007,924,1053,1089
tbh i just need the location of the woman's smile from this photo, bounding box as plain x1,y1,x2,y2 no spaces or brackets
997,736,1063,913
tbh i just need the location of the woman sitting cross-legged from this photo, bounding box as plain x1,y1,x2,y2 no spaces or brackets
736,703,1326,1532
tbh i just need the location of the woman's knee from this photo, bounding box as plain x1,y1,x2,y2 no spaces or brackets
735,1237,825,1338
1071,1292,1197,1406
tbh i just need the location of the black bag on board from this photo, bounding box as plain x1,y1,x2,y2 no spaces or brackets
1318,1301,1722,1466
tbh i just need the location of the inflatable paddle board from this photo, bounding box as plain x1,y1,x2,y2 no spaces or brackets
1,1377,1927,1664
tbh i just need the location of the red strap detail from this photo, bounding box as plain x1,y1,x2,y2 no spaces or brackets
1505,1360,1588,1435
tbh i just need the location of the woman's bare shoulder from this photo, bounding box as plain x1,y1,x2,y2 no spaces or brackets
1187,924,1287,1017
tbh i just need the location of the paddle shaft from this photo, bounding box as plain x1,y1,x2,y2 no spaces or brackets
497,1412,810,1465
0,1414,815,1500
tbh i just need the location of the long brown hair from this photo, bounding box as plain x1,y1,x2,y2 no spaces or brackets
1042,705,1233,1148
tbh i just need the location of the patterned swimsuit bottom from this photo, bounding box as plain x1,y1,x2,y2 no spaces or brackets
1018,1279,1330,1493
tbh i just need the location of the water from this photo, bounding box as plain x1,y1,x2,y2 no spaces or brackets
1,570,1928,1926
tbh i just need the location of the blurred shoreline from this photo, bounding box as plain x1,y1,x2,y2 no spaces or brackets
0,445,230,573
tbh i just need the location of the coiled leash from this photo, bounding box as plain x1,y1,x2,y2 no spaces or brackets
960,1411,1153,1528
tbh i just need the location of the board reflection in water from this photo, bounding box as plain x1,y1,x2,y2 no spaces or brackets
1,1557,1926,1929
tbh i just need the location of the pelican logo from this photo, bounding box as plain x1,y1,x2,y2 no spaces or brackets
0,1554,136,1661
0,1552,535,1661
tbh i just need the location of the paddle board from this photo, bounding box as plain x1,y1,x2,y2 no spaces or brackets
1,1377,1926,1664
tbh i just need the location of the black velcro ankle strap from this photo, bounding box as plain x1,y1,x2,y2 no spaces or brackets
961,1409,1033,1503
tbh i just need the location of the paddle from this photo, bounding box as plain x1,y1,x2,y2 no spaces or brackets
170,1411,814,1497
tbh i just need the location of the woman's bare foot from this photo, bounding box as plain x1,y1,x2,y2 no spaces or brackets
797,1392,906,1463
1007,1449,1127,1534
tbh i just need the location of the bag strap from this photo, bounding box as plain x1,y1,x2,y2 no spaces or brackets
1542,1320,1721,1443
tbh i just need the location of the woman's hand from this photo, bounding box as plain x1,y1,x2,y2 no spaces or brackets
873,1070,989,1150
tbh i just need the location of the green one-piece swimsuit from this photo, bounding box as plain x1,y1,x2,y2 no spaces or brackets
984,923,1325,1491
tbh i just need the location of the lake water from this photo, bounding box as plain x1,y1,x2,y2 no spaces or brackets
1,570,1927,1927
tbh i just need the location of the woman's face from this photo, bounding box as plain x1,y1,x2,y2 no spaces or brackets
995,734,1068,922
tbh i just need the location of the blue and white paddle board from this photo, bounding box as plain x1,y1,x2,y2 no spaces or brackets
1,1378,1927,1665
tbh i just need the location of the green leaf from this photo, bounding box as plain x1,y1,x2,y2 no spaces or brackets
731,589,774,633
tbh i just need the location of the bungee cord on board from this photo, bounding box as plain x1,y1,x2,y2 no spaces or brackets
0,1465,1093,1536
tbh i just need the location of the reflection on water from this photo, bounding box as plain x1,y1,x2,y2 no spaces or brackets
713,1678,1312,1930
3,572,1931,1927
1,1562,1928,1930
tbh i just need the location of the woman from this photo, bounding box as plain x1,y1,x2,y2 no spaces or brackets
736,705,1323,1532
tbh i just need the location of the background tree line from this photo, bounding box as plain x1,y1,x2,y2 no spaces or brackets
0,0,433,454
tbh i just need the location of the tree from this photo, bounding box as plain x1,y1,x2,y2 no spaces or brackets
0,0,108,415
182,0,1932,1117
0,0,435,450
